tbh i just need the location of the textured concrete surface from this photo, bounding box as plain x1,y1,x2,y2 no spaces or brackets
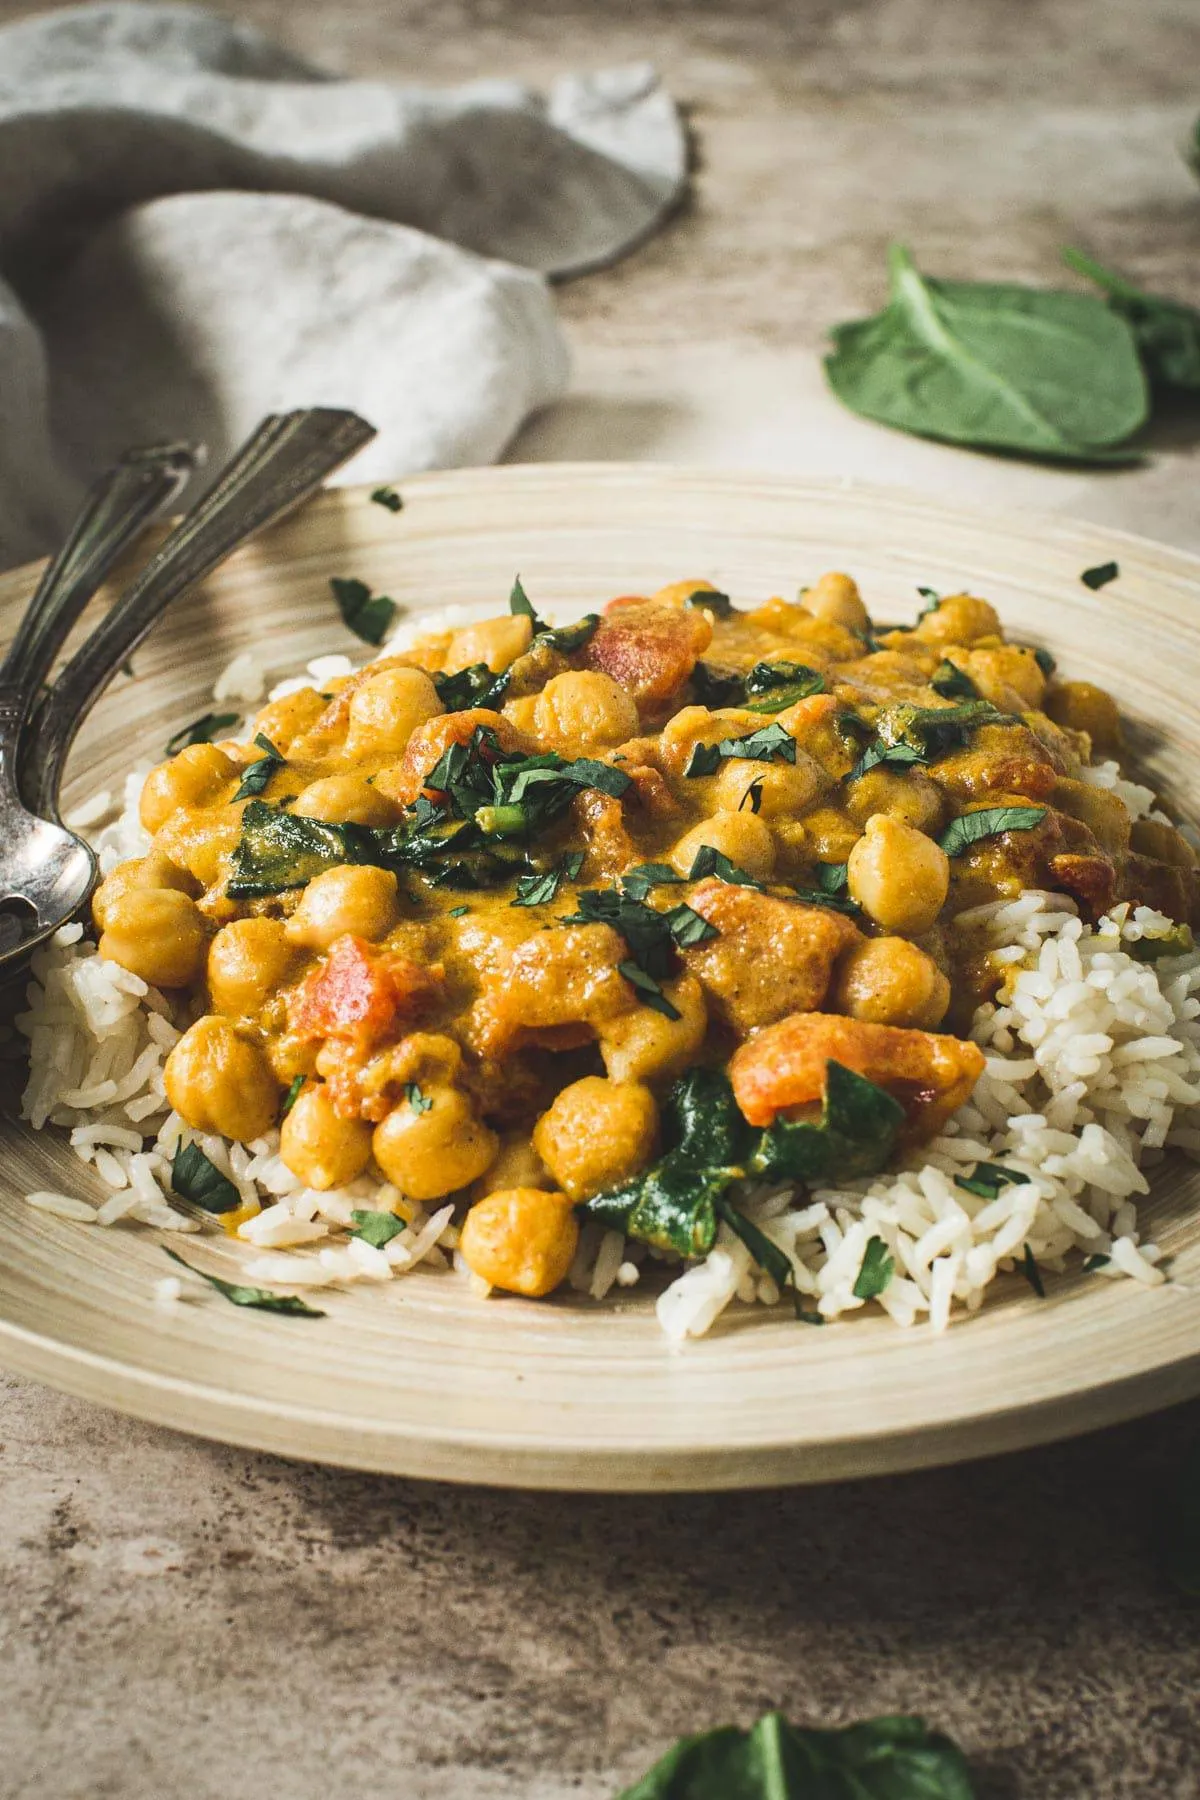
4,0,1200,1794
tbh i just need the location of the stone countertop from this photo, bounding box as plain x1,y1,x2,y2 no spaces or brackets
3,0,1200,1794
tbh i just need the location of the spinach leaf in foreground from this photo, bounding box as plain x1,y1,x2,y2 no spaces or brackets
163,1249,325,1317
1080,560,1119,591
938,806,1046,857
330,575,396,646
750,1061,905,1186
171,1142,241,1214
434,662,511,712
1064,246,1200,392
226,801,363,896
825,242,1148,461
617,1709,976,1800
164,710,240,756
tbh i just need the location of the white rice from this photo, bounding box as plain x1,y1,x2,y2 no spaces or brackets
12,639,1200,1337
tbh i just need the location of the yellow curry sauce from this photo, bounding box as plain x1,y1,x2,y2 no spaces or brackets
91,574,1200,1298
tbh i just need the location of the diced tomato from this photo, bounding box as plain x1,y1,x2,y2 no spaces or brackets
730,1011,985,1142
583,600,713,710
288,935,441,1044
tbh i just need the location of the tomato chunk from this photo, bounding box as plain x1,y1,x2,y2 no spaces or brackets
288,934,440,1044
583,600,712,710
730,1011,985,1142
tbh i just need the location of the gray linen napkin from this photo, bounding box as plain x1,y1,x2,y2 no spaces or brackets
0,2,686,564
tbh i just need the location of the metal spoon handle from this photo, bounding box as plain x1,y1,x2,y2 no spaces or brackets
23,408,376,815
0,442,198,769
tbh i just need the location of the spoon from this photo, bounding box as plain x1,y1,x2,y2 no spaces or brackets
0,443,199,959
0,407,377,967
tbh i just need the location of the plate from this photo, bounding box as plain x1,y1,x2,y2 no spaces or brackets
1,465,1199,1491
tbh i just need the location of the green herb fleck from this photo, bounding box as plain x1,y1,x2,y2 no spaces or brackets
164,711,240,757
739,777,764,814
1128,923,1195,962
512,851,585,908
280,1075,305,1119
509,574,547,636
931,660,979,700
404,1082,433,1115
1080,560,1119,591
448,904,470,918
171,1142,240,1215
938,806,1047,857
232,733,284,802
163,1249,325,1316
852,1234,895,1301
618,960,681,1019
621,862,684,902
1021,1243,1046,1297
685,720,798,777
955,1162,1018,1200
433,663,511,712
331,576,396,646
685,587,734,617
1083,1252,1111,1273
349,1209,406,1248
370,486,404,513
1034,646,1057,678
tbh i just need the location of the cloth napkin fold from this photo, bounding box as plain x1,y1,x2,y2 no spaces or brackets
0,2,687,565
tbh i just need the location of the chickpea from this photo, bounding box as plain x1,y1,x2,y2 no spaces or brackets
459,1187,579,1297
97,886,208,989
279,1082,373,1190
471,1133,551,1198
292,774,397,826
669,811,776,881
284,865,399,950
372,1085,498,1200
153,806,243,889
712,751,825,818
251,687,328,754
446,613,532,674
532,671,639,751
139,742,237,833
598,973,707,1085
92,852,195,932
793,807,862,864
847,813,949,936
207,917,299,1017
345,667,443,758
801,571,870,633
845,767,944,834
164,1015,280,1141
960,646,1046,712
1044,680,1122,756
833,936,951,1030
914,593,1002,648
533,1076,659,1202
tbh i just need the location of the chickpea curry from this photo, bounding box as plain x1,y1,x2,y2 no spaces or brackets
92,573,1200,1302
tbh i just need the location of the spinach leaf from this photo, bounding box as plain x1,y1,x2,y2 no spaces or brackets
1063,246,1200,392
171,1142,241,1215
618,1709,976,1800
403,1081,433,1114
663,1064,753,1168
330,576,396,646
349,1209,406,1248
1080,560,1119,591
433,662,511,712
743,661,826,712
1082,1252,1111,1273
750,1061,905,1187
788,884,864,920
685,721,798,777
280,1075,305,1119
1034,646,1056,678
916,585,941,616
850,739,928,781
825,243,1148,461
536,613,600,654
164,1249,325,1317
232,734,284,802
931,660,979,700
512,852,585,907
227,801,361,897
685,587,734,617
715,1198,798,1304
954,1161,1018,1200
509,574,547,635
1129,922,1195,962
691,662,747,709
1021,1243,1046,1298
816,862,849,894
938,806,1046,857
621,862,684,902
370,486,404,512
853,1235,895,1300
687,845,767,889
164,710,240,756
739,777,764,814
663,903,719,948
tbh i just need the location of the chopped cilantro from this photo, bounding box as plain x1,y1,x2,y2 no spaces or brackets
404,1082,433,1115
938,806,1047,857
171,1141,240,1215
370,486,404,512
164,1249,325,1317
232,733,284,802
852,1234,895,1300
330,575,396,646
164,711,240,757
1080,560,1119,590
350,1209,406,1248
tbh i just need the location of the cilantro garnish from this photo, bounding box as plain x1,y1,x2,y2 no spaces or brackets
685,720,798,777
164,711,240,757
938,806,1046,857
404,1082,433,1115
164,1249,325,1317
370,486,404,512
349,1209,407,1248
232,733,284,802
171,1142,240,1215
330,576,396,646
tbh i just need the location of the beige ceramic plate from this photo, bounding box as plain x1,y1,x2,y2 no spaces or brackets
2,466,1199,1491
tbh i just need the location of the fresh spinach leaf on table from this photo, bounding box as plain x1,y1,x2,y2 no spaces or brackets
825,243,1149,462
617,1708,976,1799
1064,247,1200,392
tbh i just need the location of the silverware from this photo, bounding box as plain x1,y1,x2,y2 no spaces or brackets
0,407,376,967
